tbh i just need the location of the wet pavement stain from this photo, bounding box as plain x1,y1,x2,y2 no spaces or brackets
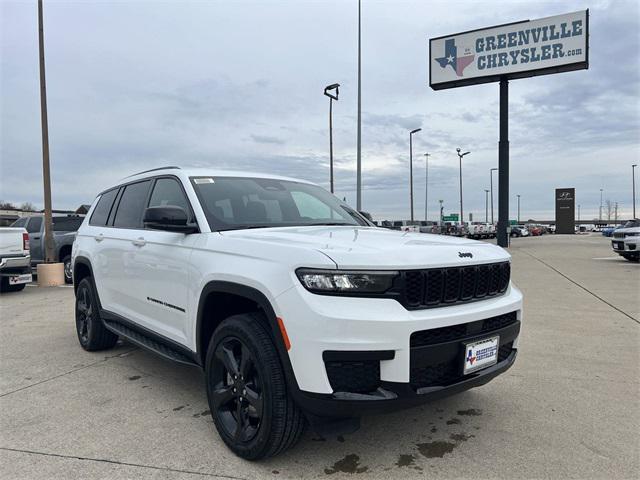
450,433,475,442
337,435,345,443
173,405,185,411
416,441,456,458
272,470,279,475
430,426,437,433
311,437,327,442
446,418,461,425
395,454,416,468
128,375,141,381
324,454,368,474
192,410,210,418
457,408,482,416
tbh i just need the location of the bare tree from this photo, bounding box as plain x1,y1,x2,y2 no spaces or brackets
20,202,37,212
0,201,17,210
606,200,613,221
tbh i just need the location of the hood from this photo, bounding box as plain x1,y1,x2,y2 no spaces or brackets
220,226,510,269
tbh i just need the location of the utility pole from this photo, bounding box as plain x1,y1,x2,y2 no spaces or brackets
484,189,489,223
517,194,521,223
439,199,444,227
578,204,581,222
614,202,618,222
424,153,430,221
356,0,362,211
599,188,603,221
633,164,637,218
38,0,54,264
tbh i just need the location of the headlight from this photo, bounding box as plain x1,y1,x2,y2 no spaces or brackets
296,269,398,294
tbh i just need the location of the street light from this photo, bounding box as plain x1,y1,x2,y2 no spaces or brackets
516,194,521,223
484,189,489,223
578,204,581,222
439,199,444,228
424,153,431,221
599,188,604,221
633,164,638,218
323,83,340,193
457,148,470,226
409,128,422,221
490,168,498,224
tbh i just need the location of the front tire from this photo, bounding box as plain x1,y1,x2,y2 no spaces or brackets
205,313,305,460
75,277,118,351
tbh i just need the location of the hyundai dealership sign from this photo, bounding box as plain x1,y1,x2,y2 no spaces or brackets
429,10,589,90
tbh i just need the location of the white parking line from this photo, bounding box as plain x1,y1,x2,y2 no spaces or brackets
592,257,623,261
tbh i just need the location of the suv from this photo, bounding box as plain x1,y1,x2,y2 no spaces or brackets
611,219,640,262
72,167,523,459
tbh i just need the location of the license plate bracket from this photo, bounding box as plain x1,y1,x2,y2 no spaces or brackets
463,336,499,375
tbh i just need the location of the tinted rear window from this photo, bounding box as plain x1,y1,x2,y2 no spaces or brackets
53,216,84,231
89,189,119,226
27,217,42,233
113,181,151,229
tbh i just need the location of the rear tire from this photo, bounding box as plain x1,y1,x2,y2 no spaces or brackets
62,255,73,284
75,277,118,351
205,313,305,460
622,253,639,262
0,278,26,293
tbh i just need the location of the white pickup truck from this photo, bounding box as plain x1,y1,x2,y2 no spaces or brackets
0,227,32,292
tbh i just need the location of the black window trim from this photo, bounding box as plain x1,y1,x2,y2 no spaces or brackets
92,174,199,232
89,187,120,227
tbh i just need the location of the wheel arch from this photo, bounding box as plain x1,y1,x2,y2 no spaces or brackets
196,281,296,384
73,256,94,294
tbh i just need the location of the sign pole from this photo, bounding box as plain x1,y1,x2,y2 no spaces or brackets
497,77,509,248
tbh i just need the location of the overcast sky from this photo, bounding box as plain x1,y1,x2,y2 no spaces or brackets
1,0,638,221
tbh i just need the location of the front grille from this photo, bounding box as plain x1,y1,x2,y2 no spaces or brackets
325,360,380,393
410,312,518,348
613,232,626,239
400,262,510,309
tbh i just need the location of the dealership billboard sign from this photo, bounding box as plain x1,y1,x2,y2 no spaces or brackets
429,10,589,90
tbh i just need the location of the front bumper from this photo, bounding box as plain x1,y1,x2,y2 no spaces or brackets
275,282,523,401
612,238,638,253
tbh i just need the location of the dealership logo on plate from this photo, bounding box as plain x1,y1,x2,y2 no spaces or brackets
466,348,477,365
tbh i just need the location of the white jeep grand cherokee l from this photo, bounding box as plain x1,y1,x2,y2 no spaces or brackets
72,167,523,459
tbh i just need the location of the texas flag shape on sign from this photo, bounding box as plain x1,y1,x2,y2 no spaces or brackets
436,38,475,77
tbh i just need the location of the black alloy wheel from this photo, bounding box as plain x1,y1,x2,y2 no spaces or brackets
210,336,264,443
74,277,118,351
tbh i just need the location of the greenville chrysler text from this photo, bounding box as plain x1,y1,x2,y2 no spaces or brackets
72,167,523,459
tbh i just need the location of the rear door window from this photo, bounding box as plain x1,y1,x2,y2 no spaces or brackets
113,181,151,229
26,217,42,233
89,189,119,226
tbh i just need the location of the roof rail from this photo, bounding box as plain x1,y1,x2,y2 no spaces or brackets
124,166,181,178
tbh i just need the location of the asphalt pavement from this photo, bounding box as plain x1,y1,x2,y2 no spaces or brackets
1,233,638,479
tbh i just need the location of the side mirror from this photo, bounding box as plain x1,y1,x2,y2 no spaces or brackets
143,206,198,233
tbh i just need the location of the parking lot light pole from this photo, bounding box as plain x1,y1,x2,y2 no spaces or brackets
516,194,521,223
424,153,430,221
323,83,340,193
490,167,497,224
633,164,637,218
409,128,421,222
484,189,489,223
457,148,470,228
578,204,581,221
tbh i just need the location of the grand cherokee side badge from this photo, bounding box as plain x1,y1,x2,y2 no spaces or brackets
458,252,473,258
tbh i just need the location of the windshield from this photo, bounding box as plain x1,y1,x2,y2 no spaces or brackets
622,219,640,228
190,176,369,231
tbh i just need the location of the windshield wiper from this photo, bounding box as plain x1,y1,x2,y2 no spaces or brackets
305,222,353,226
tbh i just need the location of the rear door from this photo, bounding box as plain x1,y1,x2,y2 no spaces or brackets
104,180,152,324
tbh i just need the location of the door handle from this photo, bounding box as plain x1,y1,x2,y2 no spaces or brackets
94,234,104,242
132,237,146,247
